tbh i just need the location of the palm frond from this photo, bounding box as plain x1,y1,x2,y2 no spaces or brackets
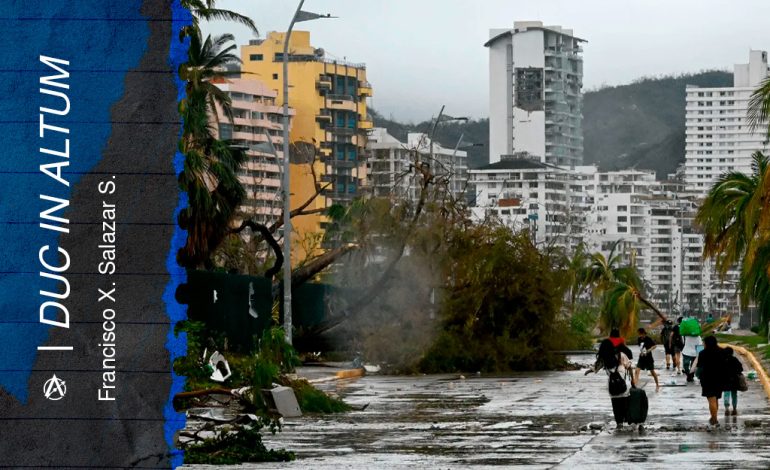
748,76,770,140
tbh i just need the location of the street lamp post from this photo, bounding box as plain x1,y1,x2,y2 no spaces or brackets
450,132,482,197
281,1,334,344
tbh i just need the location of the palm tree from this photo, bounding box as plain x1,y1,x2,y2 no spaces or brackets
602,276,667,337
584,240,666,336
179,29,240,124
748,76,770,140
697,152,770,271
177,29,246,268
583,240,627,295
178,91,246,268
696,151,770,325
564,242,590,315
181,0,258,38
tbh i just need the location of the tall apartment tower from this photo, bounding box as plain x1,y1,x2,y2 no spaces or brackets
211,78,293,225
240,31,373,262
684,50,770,193
485,21,585,167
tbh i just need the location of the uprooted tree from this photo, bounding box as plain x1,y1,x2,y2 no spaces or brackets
197,119,589,372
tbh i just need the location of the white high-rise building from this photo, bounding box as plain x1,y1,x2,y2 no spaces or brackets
684,50,770,192
366,128,467,202
469,163,742,317
486,21,585,167
468,154,583,248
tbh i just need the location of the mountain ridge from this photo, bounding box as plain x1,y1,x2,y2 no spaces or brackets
371,70,734,178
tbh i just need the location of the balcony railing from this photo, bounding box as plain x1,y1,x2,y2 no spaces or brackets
328,126,356,136
328,94,354,101
316,78,332,89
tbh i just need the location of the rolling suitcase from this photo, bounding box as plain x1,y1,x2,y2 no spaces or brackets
626,387,648,424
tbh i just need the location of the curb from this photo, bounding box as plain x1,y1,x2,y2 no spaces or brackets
721,343,770,402
307,368,366,384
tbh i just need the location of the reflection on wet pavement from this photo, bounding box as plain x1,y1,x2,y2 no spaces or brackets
183,352,770,469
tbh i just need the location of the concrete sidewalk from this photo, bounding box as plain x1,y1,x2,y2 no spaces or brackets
184,350,770,469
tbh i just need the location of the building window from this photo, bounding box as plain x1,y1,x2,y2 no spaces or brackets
249,54,263,61
272,73,279,80
218,123,232,140
617,205,627,212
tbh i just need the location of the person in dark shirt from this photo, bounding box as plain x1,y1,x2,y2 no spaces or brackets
696,335,727,426
634,328,660,392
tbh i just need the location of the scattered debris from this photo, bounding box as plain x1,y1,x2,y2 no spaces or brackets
264,385,302,418
207,351,232,383
186,408,259,425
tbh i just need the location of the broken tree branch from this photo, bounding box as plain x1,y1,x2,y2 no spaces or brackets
230,220,283,278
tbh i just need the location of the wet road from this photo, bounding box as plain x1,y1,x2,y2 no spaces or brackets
183,350,770,469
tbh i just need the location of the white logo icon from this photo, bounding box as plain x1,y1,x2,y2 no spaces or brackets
43,374,66,400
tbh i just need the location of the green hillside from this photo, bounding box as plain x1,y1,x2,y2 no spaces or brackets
371,71,734,176
583,71,733,177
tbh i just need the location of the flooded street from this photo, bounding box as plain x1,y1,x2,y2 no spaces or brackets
183,351,770,469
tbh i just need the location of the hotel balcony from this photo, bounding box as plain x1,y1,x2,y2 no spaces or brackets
326,94,357,111
358,118,374,130
359,81,373,97
316,77,332,90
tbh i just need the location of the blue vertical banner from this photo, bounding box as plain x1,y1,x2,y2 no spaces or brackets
0,0,187,467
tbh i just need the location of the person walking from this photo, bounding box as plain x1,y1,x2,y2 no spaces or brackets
695,335,727,426
603,337,635,429
682,333,703,382
671,317,685,373
680,317,703,382
634,328,661,392
586,329,636,429
722,347,743,416
661,320,674,370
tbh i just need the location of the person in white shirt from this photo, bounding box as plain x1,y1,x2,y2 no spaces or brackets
682,334,703,382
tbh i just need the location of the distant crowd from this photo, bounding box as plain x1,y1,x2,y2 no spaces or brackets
586,316,747,430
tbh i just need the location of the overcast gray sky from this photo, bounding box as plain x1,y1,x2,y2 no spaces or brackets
202,0,770,122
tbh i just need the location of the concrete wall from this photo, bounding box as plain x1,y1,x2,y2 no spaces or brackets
488,33,511,163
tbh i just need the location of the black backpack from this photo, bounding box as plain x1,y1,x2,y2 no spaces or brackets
607,350,627,395
608,367,627,395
